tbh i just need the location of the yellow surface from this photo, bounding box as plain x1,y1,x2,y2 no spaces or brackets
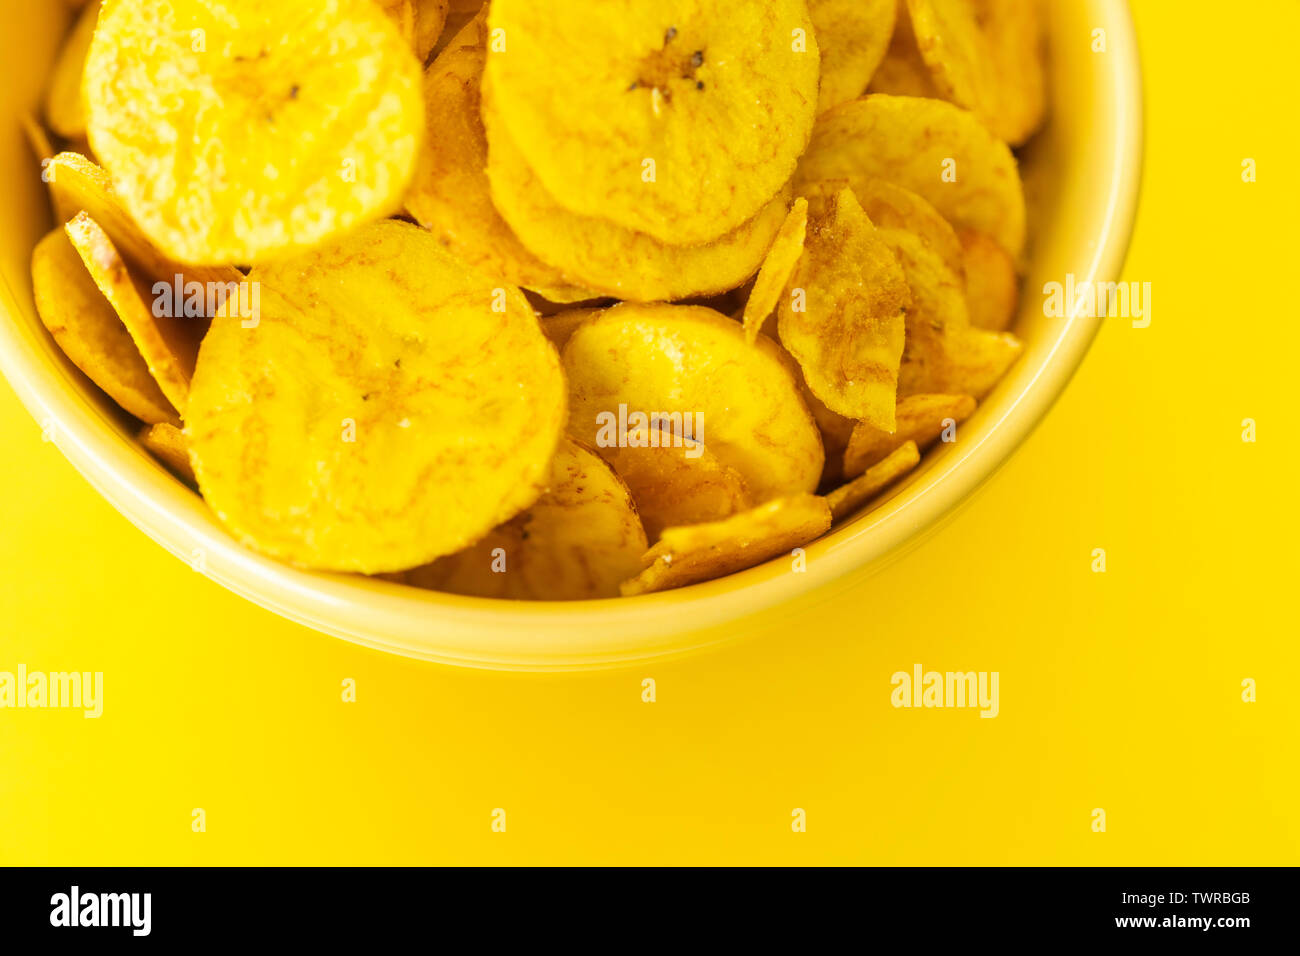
1,2,1297,864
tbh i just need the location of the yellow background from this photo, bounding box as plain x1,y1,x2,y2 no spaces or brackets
2,2,1297,865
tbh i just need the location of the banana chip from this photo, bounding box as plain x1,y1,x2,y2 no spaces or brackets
403,439,646,600
797,94,1027,258
414,0,451,61
484,102,793,302
777,187,909,428
484,0,820,244
185,220,566,573
904,0,1046,146
742,198,808,344
539,308,602,351
621,493,832,596
563,303,824,503
83,0,424,264
44,0,99,138
810,0,896,113
432,0,484,58
65,212,204,414
800,375,856,489
601,426,751,541
31,228,176,425
960,228,1019,331
825,440,920,521
843,394,975,477
139,422,196,484
404,10,593,301
869,1,940,97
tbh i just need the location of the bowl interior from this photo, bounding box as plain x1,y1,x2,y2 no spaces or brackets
0,0,1142,669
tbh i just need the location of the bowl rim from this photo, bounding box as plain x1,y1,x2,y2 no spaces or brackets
0,0,1144,670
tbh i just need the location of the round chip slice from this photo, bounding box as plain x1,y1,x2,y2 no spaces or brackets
868,0,942,98
562,303,824,503
83,0,424,264
139,422,197,484
843,394,975,477
620,493,832,596
810,0,896,113
186,220,566,573
484,102,793,302
484,0,820,244
796,94,1027,258
959,228,1019,331
403,439,647,600
44,0,99,138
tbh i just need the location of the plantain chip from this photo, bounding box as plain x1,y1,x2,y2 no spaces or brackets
959,228,1019,331
562,303,824,503
742,198,808,344
30,228,176,425
539,308,603,351
185,220,566,573
402,438,646,600
904,0,1047,146
484,100,792,302
810,0,896,113
44,0,99,139
825,440,920,521
600,425,751,541
800,375,856,489
139,422,196,484
83,0,424,264
431,0,484,58
414,0,451,61
621,493,831,596
65,212,204,414
404,10,594,301
843,394,975,477
484,0,820,245
868,0,941,97
777,186,909,428
796,94,1027,258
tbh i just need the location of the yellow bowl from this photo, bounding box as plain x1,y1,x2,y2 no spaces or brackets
0,1,1142,670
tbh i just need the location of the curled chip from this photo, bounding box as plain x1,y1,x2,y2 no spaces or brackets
44,0,99,138
185,220,566,573
825,440,920,521
600,425,751,540
403,439,647,600
777,186,909,428
904,0,1046,146
65,212,205,414
45,153,241,292
484,101,792,302
139,422,196,484
868,1,941,97
959,228,1019,331
404,10,593,301
843,394,975,477
484,0,820,244
743,198,808,344
810,0,896,113
621,493,832,596
563,303,824,503
31,228,176,425
800,375,856,488
797,94,1027,258
82,0,423,264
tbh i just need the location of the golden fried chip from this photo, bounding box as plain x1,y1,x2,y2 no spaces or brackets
600,425,751,540
414,0,450,61
621,493,831,596
186,220,565,573
959,228,1019,331
904,0,1046,145
796,94,1027,258
375,0,417,50
139,422,196,484
431,0,484,58
44,0,99,138
868,1,941,97
83,0,424,264
65,212,205,414
799,375,855,489
484,0,820,244
403,439,646,600
810,0,896,113
539,308,603,351
742,198,807,344
563,303,824,503
30,228,176,425
484,103,793,302
777,187,909,428
825,440,920,521
843,394,975,477
404,10,593,301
